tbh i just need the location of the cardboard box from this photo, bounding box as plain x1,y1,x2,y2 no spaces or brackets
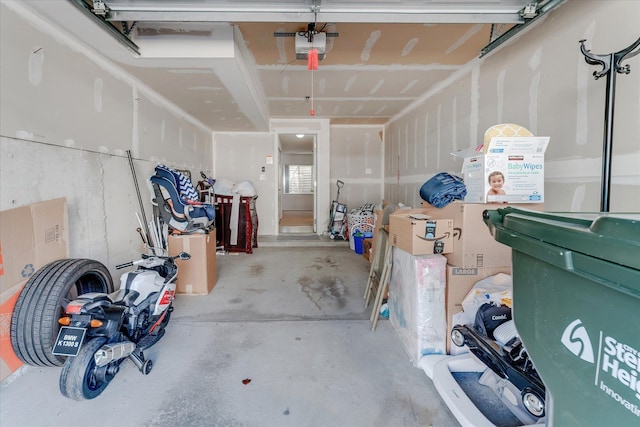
371,202,390,260
420,201,543,268
0,198,68,295
362,238,373,262
445,265,512,353
462,136,549,203
389,209,453,255
0,198,69,381
168,232,217,295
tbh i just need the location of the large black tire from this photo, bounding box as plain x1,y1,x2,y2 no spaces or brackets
59,337,112,400
10,259,114,367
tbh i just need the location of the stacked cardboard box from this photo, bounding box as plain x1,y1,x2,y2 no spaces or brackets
385,209,454,362
389,209,454,256
420,201,543,352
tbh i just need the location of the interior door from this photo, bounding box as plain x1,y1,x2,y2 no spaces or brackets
275,131,317,234
313,136,317,233
278,146,283,223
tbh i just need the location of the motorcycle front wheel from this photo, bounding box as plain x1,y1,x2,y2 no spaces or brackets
59,337,115,400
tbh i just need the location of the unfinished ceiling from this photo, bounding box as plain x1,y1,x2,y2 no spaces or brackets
22,0,544,132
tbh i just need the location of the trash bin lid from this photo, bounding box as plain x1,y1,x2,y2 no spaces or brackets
484,207,640,270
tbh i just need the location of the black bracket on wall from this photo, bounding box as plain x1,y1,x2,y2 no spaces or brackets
579,37,640,212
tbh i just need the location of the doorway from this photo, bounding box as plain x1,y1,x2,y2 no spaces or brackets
278,133,316,234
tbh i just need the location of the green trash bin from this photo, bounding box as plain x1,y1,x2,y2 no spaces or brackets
484,207,640,427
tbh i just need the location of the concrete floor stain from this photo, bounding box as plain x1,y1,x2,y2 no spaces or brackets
297,275,321,310
319,276,346,298
312,256,338,269
298,275,347,310
297,276,313,286
248,264,264,277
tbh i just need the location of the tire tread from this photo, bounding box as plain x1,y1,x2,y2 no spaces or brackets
10,259,113,367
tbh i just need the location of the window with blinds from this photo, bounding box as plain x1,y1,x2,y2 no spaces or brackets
285,165,313,194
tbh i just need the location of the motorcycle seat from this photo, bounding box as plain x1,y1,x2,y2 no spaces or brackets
108,289,140,306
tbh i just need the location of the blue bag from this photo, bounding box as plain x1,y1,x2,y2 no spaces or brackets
419,172,467,208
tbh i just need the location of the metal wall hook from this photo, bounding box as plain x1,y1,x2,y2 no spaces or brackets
579,39,610,79
580,37,640,79
614,37,640,73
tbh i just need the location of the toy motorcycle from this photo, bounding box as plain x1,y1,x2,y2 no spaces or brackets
50,251,189,400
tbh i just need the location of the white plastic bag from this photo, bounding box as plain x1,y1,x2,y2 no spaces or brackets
235,180,257,196
213,178,236,196
460,273,512,322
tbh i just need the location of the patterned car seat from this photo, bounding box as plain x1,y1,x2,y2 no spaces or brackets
150,164,215,233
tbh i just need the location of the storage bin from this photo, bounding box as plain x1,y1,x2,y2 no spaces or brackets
484,207,640,426
353,232,364,254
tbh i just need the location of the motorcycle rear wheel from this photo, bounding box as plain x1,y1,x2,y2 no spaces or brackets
59,337,114,400
10,259,114,367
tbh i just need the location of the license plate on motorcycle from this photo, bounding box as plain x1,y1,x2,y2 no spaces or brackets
52,326,86,356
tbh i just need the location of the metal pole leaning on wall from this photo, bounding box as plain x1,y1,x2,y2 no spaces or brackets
126,150,152,245
579,37,640,212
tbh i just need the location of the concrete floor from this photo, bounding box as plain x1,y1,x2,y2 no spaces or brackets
0,242,459,427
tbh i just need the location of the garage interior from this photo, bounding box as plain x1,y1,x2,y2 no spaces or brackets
1,0,639,426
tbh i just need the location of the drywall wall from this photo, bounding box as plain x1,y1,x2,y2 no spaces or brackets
0,2,213,277
212,132,276,234
385,0,640,212
384,77,473,205
213,123,382,236
330,125,385,211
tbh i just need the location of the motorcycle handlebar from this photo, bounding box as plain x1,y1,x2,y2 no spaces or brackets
116,252,190,269
115,261,134,270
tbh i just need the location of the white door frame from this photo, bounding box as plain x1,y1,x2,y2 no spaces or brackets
271,119,331,237
275,132,317,234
